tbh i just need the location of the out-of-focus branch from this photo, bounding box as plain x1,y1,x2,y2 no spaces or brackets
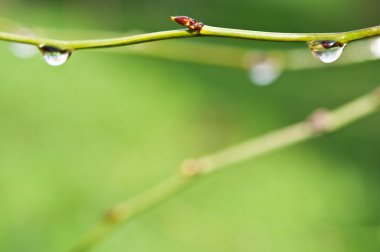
120,38,380,72
72,87,380,252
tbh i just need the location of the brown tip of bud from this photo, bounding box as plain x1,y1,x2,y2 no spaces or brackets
171,16,191,26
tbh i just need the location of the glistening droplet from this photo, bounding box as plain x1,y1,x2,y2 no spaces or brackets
248,55,283,86
39,45,72,66
370,37,380,58
307,40,346,63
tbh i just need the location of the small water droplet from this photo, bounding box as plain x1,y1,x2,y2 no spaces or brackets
10,28,38,59
370,37,380,58
307,40,346,63
248,55,283,86
11,43,39,59
39,45,72,66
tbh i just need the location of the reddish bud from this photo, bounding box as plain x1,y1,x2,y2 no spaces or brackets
171,16,192,26
171,16,204,32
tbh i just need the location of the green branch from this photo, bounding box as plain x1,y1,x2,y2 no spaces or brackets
200,25,380,43
3,19,379,72
0,29,194,49
71,87,380,252
1,16,380,50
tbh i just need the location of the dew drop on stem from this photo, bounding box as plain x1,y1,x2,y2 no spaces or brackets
307,40,347,63
39,45,72,66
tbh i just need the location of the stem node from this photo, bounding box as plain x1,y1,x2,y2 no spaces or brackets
307,108,332,135
104,205,128,223
180,159,207,177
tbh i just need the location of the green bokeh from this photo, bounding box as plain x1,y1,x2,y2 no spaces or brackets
0,1,380,252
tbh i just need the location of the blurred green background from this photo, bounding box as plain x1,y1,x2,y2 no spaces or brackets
1,0,380,251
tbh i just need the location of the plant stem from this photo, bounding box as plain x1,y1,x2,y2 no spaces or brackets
4,22,379,71
1,19,380,50
200,25,380,43
0,29,195,49
72,87,380,252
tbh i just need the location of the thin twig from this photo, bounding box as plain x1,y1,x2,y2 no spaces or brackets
3,18,379,72
1,16,380,50
71,87,380,252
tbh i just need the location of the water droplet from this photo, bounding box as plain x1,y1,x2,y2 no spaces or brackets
39,45,72,66
248,55,283,86
11,43,39,59
370,37,380,58
307,40,346,63
10,28,38,59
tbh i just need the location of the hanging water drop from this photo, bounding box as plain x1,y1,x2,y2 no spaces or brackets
370,37,380,58
39,45,72,66
307,40,346,63
248,55,283,86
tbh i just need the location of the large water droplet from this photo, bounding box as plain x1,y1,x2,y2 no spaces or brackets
307,40,346,63
39,45,72,66
248,55,283,86
370,37,380,58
